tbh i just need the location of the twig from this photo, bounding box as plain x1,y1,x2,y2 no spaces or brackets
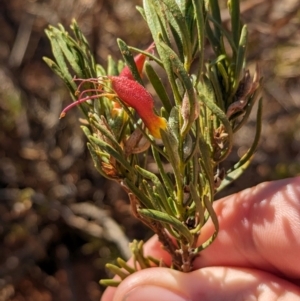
70,203,131,259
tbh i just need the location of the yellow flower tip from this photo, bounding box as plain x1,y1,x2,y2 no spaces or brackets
148,116,167,139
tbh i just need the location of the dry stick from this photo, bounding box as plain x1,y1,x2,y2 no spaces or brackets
9,11,36,67
70,202,131,259
32,192,131,259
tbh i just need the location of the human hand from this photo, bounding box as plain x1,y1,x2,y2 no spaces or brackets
101,177,300,301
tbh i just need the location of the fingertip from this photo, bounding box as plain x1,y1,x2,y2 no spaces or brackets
110,267,300,301
111,268,190,301
119,285,188,301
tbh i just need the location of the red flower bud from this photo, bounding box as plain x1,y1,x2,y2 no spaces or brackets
109,76,166,138
119,42,155,80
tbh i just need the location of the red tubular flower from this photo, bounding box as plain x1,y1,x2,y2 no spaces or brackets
119,42,155,80
112,42,155,113
60,43,166,138
109,76,167,139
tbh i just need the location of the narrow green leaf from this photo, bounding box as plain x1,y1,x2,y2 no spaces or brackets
105,263,129,279
208,64,225,111
135,165,173,215
107,55,119,76
189,182,205,232
124,179,154,209
140,178,163,210
151,145,176,201
228,0,241,50
209,0,222,40
117,258,136,273
234,25,248,91
158,40,195,135
173,0,187,14
191,0,205,83
135,166,167,199
43,57,77,93
168,106,180,141
145,62,172,114
99,279,120,287
96,64,107,77
155,38,181,104
216,61,229,93
184,119,200,164
90,117,124,154
46,28,74,83
71,20,93,56
128,45,163,67
198,76,233,162
218,97,262,192
130,240,152,269
205,18,221,56
59,33,85,77
143,0,171,47
143,0,181,103
138,208,194,245
117,38,143,85
159,40,194,97
195,196,219,252
160,128,180,177
136,5,146,20
160,128,185,209
207,15,237,54
80,125,91,138
161,0,192,68
216,156,251,192
198,135,214,190
86,143,114,180
203,195,218,230
89,136,132,172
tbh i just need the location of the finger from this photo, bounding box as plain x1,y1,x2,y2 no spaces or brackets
118,177,300,278
121,177,300,279
194,176,300,279
111,267,300,301
101,177,300,300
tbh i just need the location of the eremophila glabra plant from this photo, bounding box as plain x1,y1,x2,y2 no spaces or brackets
44,0,262,286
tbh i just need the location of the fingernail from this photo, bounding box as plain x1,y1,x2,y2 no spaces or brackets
123,285,189,301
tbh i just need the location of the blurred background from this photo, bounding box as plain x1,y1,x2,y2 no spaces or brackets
0,0,300,300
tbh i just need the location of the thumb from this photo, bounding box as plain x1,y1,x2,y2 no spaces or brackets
110,267,300,301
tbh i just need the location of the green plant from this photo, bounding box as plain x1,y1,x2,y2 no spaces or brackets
43,0,262,287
